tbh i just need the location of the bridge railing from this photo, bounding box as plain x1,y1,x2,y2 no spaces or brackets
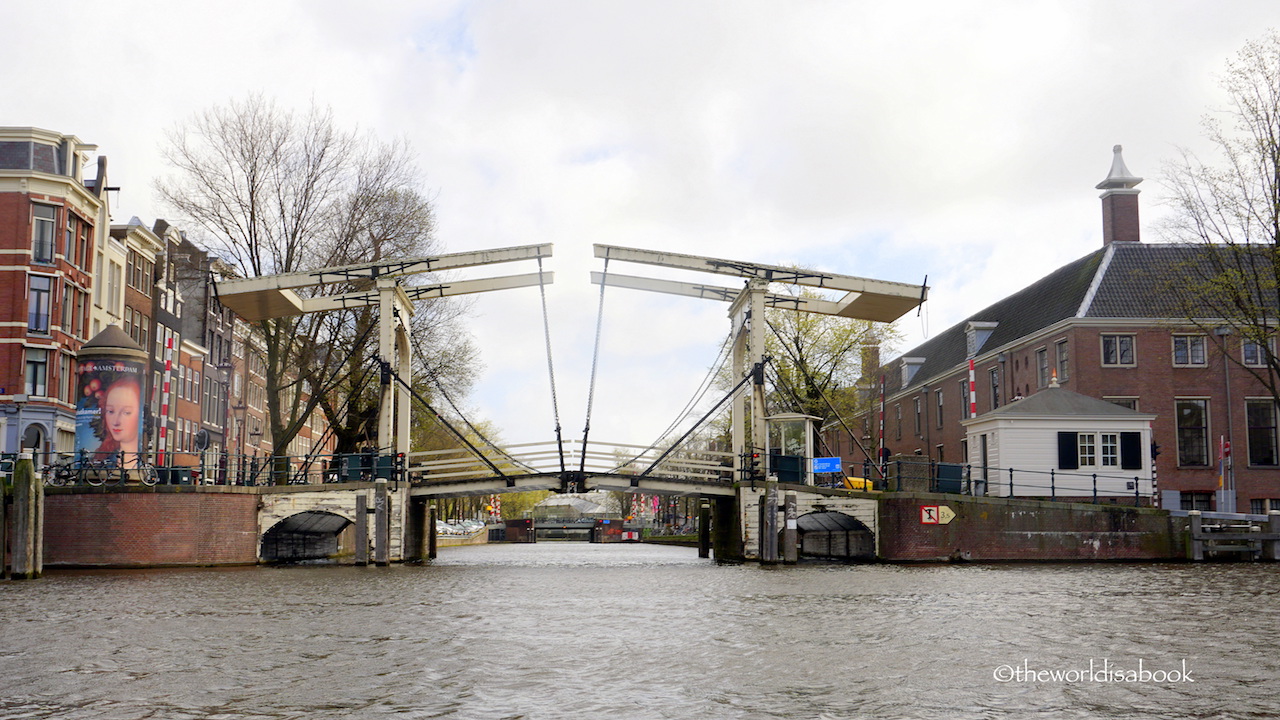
406,439,737,486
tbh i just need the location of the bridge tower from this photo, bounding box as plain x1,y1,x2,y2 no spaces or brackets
592,245,927,560
215,244,553,563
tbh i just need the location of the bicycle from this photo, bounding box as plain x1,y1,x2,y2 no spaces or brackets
42,456,78,486
130,462,159,487
78,452,126,487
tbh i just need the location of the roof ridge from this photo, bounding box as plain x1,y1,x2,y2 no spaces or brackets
1076,243,1116,317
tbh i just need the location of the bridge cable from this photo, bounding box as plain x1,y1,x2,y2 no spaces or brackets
765,364,840,462
276,316,383,482
425,372,540,475
606,332,734,473
535,255,567,475
637,363,761,479
763,316,886,479
382,360,510,481
289,357,380,483
578,254,610,473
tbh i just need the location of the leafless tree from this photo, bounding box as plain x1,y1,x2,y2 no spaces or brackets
1162,30,1280,405
158,95,478,473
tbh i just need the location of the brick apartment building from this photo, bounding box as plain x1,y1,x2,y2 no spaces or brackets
0,128,106,456
1,126,332,479
839,147,1280,514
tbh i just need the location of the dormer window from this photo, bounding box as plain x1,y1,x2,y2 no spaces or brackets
966,321,998,357
901,357,925,387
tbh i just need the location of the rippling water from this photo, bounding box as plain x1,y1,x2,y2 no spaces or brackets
2,544,1279,719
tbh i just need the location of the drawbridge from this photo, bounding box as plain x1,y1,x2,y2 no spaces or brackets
217,242,926,562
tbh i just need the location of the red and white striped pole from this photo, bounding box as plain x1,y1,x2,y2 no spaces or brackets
877,374,886,479
157,336,174,467
968,358,977,419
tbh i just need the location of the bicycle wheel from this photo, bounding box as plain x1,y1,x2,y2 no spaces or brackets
136,464,159,486
83,464,105,486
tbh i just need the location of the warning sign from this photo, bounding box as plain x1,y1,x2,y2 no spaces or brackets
920,505,956,525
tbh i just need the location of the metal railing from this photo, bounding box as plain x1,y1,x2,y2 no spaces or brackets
849,458,1155,506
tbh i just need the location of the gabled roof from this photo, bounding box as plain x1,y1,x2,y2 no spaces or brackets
881,242,1268,398
882,248,1106,394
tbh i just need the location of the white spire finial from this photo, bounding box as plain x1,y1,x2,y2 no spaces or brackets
1096,145,1143,190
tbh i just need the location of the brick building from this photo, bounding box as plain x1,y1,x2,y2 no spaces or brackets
0,128,106,457
0,126,334,482
839,146,1280,514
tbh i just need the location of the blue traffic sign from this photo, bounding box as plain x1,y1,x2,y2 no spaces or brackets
811,456,843,474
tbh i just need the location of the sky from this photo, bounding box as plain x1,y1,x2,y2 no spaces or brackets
5,1,1279,449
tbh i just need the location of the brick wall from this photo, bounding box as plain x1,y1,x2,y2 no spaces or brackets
878,492,1181,562
44,488,259,567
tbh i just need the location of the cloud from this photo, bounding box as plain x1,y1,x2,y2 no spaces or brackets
5,0,1279,445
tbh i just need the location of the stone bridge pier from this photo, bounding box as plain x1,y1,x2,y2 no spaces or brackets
735,483,879,562
258,484,430,564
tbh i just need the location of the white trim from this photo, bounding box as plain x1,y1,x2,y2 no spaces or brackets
1076,243,1115,317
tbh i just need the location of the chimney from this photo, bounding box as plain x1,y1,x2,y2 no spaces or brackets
1096,145,1142,245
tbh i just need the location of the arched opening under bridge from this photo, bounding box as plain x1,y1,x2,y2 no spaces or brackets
261,511,353,563
796,511,875,561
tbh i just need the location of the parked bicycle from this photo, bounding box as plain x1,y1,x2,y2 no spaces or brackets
42,455,78,486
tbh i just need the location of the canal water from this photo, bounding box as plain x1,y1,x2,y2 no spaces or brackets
1,544,1278,719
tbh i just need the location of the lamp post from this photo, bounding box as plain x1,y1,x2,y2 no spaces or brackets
248,425,262,486
11,393,27,457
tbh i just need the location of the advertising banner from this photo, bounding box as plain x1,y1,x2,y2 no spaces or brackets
75,357,146,468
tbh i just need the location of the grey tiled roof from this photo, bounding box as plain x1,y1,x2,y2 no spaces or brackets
980,385,1151,419
883,241,1272,396
882,248,1106,394
1084,243,1211,317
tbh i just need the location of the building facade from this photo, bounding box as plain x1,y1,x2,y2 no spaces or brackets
843,147,1280,514
0,126,334,482
0,128,105,457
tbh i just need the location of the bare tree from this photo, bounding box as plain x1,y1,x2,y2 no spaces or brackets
1162,30,1280,404
158,95,477,473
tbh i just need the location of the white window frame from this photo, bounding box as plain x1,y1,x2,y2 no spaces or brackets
1172,334,1207,367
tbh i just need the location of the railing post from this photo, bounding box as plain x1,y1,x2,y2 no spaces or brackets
1189,510,1203,561
964,464,971,495
1050,469,1055,500
1008,467,1014,497
1134,477,1141,506
1265,510,1280,561
1092,474,1098,504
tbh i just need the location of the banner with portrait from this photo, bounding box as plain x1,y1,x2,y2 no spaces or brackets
75,358,146,468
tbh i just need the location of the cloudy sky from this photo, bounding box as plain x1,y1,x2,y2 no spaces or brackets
6,1,1279,448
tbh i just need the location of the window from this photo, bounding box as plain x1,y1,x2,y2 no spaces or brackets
913,396,922,436
1102,335,1135,366
894,404,902,440
64,215,77,266
61,282,72,331
25,348,48,396
1180,492,1212,511
1106,397,1139,411
935,389,944,429
58,352,73,404
989,367,1000,410
1173,335,1207,367
1036,348,1049,387
28,275,52,333
1100,433,1118,467
1243,337,1272,368
1055,340,1069,382
959,379,969,420
1060,431,1143,470
109,261,122,311
1251,498,1266,515
1078,433,1096,467
1247,399,1278,466
32,205,55,263
1176,398,1210,466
